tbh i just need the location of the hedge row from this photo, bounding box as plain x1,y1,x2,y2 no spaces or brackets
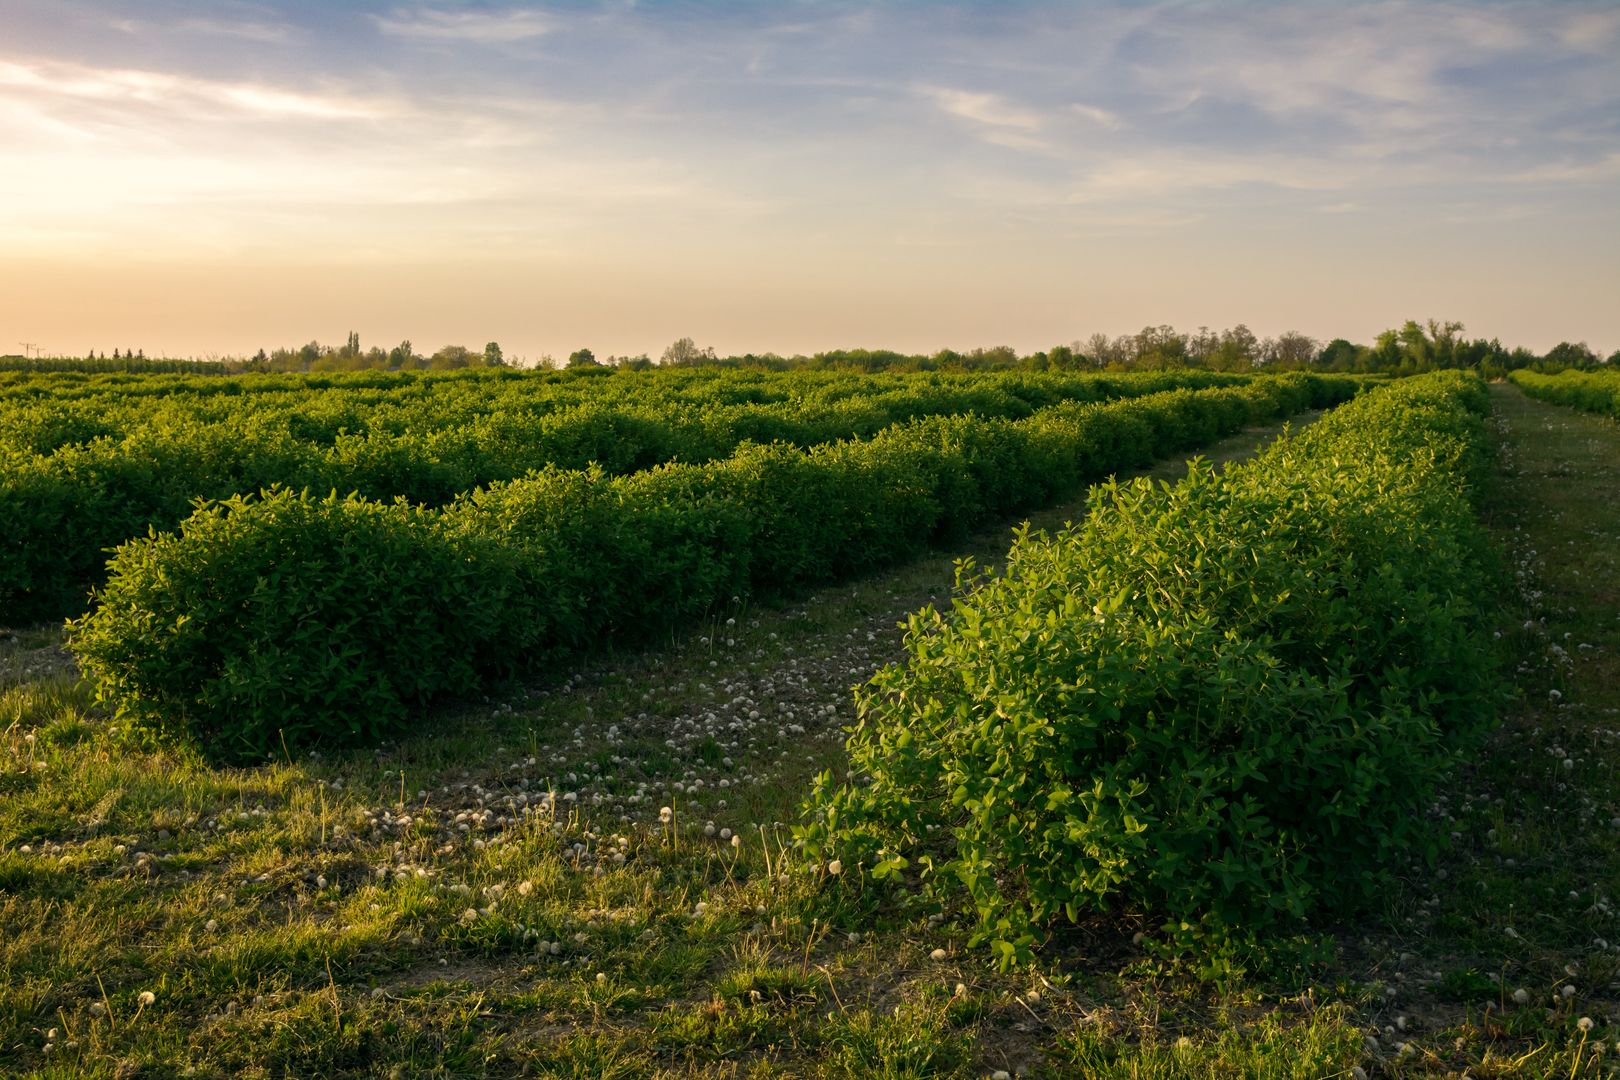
799,371,1498,964
1509,368,1620,418
3,368,1252,622
67,374,1356,760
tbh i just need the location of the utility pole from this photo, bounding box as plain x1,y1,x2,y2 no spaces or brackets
17,342,40,358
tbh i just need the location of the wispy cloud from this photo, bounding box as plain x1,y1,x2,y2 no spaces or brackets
0,59,395,123
373,7,551,44
1558,8,1620,51
171,17,291,43
1070,104,1123,132
923,87,1042,132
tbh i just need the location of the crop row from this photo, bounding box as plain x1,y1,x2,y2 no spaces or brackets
1509,368,1620,418
800,371,1496,963
66,374,1356,760
0,367,1252,451
2,368,1253,622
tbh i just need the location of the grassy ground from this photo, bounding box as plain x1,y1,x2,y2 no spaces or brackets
1343,384,1620,1077
1,390,1617,1078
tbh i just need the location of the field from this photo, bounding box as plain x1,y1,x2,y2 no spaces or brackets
2,366,1619,1078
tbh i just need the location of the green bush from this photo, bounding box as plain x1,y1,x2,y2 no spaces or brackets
5,367,1260,621
68,490,518,758
798,372,1497,964
67,375,1358,761
1510,368,1620,418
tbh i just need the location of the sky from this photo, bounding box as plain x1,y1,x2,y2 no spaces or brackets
1,0,1617,362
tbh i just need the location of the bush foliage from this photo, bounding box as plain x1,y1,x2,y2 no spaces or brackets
4,367,1256,621
798,372,1498,963
66,375,1355,760
1509,368,1620,418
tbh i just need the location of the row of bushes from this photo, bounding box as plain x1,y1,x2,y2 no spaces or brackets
799,371,1498,963
67,374,1356,760
3,369,1255,622
1509,368,1620,418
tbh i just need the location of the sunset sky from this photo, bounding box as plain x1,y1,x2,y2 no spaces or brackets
2,0,1617,362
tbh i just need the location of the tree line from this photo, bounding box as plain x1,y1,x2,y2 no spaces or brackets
567,323,1617,376
5,320,1613,376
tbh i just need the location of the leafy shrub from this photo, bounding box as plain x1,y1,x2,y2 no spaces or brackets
1510,369,1620,418
67,489,518,759
798,372,1497,964
66,376,1357,760
5,367,1265,620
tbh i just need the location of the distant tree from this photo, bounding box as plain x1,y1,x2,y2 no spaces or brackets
1365,319,1467,371
567,348,599,368
1544,341,1599,368
1211,325,1258,370
1269,331,1318,369
388,340,414,369
956,345,1018,369
1608,349,1620,365
1369,328,1404,370
1426,318,1463,367
1394,320,1430,367
340,330,360,358
661,337,715,366
1131,325,1187,369
483,341,505,367
1507,346,1539,369
1187,326,1219,367
1454,337,1506,371
1081,333,1116,368
430,345,474,369
112,349,120,360
136,349,144,360
1317,338,1359,370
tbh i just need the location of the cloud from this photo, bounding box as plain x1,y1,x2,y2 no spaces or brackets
923,87,1042,132
1070,152,1362,201
1070,104,1123,131
374,7,552,44
918,85,1055,151
0,59,395,123
1558,8,1620,51
170,18,291,43
0,58,401,130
